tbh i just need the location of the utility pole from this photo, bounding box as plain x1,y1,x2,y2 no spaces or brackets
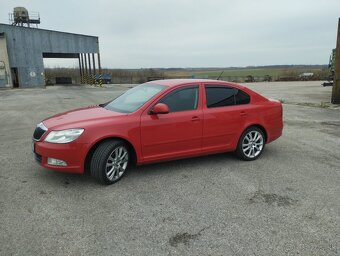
331,18,340,104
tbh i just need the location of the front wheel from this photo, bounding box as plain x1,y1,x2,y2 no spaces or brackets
90,140,130,184
236,127,265,161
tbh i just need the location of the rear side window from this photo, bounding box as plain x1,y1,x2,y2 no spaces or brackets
205,86,235,108
235,89,250,105
205,86,250,108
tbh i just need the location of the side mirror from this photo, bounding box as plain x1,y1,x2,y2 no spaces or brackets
150,103,169,114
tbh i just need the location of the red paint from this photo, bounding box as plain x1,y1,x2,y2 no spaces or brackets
33,79,283,174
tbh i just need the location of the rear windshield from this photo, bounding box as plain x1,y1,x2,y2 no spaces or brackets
105,83,167,113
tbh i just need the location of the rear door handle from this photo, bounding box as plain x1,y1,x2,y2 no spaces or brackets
240,111,247,117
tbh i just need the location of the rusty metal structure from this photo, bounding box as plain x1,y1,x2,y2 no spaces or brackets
9,7,41,28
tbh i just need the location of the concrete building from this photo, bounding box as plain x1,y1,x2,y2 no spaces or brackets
0,23,100,88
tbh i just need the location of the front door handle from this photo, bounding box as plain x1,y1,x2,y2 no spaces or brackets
191,116,200,121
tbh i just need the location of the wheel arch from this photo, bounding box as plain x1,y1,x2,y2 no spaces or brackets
242,124,268,143
84,136,137,174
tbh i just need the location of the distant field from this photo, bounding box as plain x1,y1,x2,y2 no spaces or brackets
164,66,328,80
45,65,328,84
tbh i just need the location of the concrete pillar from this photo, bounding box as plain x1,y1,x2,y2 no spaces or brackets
92,53,96,75
78,53,82,84
84,53,88,84
80,53,85,84
87,53,92,77
97,52,102,74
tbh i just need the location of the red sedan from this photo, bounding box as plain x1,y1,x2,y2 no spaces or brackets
32,79,283,184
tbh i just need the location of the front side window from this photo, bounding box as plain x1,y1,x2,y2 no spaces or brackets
159,86,199,112
105,83,166,113
205,86,235,108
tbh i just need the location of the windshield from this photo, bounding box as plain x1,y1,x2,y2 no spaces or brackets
105,83,167,113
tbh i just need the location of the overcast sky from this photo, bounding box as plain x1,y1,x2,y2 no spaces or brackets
1,0,339,68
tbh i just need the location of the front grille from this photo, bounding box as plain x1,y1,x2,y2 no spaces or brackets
34,153,42,163
33,122,47,141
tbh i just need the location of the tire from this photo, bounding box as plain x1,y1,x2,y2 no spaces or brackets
236,127,265,161
90,140,130,185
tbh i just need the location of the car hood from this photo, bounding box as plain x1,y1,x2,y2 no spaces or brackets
43,106,126,130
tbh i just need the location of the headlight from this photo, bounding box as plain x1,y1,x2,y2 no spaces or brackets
44,129,84,144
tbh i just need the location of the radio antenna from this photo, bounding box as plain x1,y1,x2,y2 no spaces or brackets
216,70,224,80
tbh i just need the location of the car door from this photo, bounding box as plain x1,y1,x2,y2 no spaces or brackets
202,84,249,152
140,84,203,162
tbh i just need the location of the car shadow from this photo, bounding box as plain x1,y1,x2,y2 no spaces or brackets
128,152,237,176
34,146,279,187
34,152,235,187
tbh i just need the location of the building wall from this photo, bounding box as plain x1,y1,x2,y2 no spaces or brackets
0,34,12,88
0,24,99,88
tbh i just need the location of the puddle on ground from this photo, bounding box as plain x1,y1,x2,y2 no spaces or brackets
248,190,298,207
169,227,208,247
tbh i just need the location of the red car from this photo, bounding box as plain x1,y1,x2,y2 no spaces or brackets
32,79,283,184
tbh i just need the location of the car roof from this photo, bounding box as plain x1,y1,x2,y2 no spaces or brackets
147,79,246,89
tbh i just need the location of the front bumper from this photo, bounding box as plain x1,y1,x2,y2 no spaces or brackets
33,140,89,174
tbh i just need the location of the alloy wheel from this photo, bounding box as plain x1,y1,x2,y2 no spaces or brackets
105,146,129,181
242,131,264,159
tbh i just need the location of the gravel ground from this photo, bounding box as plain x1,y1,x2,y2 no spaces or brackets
0,81,339,255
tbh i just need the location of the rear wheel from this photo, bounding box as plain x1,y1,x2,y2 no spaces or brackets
236,127,265,161
90,140,130,184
